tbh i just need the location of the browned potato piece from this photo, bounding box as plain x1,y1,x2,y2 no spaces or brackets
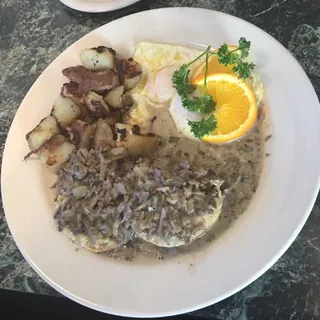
26,115,59,151
115,58,142,90
85,91,110,117
51,95,81,128
37,135,75,172
69,120,96,149
114,123,128,147
94,119,115,149
62,66,120,94
61,82,85,105
115,123,159,156
104,85,124,109
80,46,116,71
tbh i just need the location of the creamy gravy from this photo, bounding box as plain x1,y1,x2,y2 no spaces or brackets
107,107,265,261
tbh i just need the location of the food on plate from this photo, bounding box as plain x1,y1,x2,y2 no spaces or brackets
114,123,159,156
80,46,116,71
94,119,115,149
170,37,260,141
26,115,59,151
68,120,96,149
37,135,75,172
54,148,223,250
85,91,110,117
62,66,120,94
115,58,143,90
25,38,265,260
194,73,258,143
104,85,124,108
51,95,82,128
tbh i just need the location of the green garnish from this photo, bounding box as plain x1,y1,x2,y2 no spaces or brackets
172,46,216,138
172,37,254,139
216,37,255,79
188,115,217,140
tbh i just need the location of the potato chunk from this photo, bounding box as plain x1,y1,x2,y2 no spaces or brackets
62,66,119,94
51,95,81,128
85,91,110,117
37,135,75,172
26,115,59,151
69,120,96,149
104,85,124,109
61,82,85,105
115,58,142,90
115,123,158,156
80,46,116,71
94,119,115,149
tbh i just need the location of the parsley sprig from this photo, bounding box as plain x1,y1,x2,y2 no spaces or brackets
216,37,255,79
172,46,217,139
172,37,254,139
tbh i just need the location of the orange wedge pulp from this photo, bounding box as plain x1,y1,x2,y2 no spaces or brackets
192,45,238,83
194,73,257,144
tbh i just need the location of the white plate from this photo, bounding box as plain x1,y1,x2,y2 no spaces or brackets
2,7,320,318
59,0,141,13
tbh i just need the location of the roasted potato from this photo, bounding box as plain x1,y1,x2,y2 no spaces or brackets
85,91,110,117
115,58,142,90
62,66,120,94
115,123,159,156
61,82,85,105
37,135,75,172
104,85,124,109
77,104,96,124
80,46,116,71
94,119,115,149
51,95,82,128
114,123,128,147
26,115,59,151
69,120,96,149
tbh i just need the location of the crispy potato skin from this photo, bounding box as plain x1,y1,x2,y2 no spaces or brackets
115,123,159,156
26,115,59,151
69,120,96,149
94,119,115,149
25,46,149,177
37,135,75,172
115,58,142,90
62,66,120,94
85,91,110,118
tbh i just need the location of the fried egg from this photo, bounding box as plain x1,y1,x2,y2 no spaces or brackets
131,42,203,103
127,42,264,140
126,42,203,134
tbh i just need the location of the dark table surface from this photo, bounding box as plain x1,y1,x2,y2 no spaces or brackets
1,0,320,319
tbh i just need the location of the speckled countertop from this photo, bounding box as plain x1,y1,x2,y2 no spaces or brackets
0,0,319,319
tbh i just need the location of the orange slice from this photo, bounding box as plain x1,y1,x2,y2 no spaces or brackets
192,45,238,83
194,73,257,144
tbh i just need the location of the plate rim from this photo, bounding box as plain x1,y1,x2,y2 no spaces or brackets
59,0,141,13
2,6,320,317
